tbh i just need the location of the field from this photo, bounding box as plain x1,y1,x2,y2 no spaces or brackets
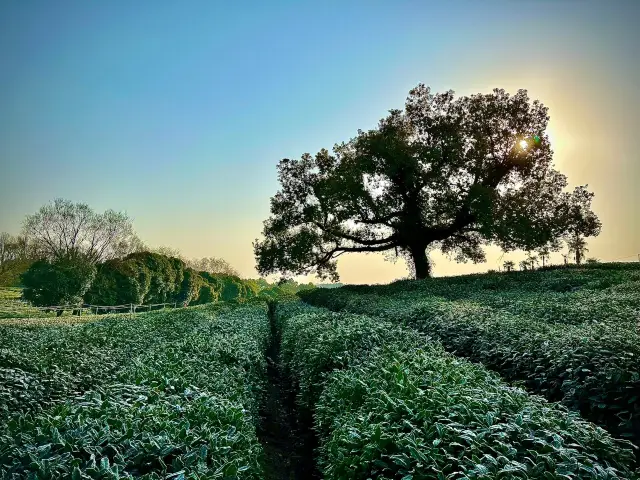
1,264,639,478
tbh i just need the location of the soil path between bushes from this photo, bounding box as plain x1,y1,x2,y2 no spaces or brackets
257,302,321,480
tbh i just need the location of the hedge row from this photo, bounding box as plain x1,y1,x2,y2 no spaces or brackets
276,301,637,478
85,252,276,307
330,263,640,326
299,287,640,450
0,303,270,478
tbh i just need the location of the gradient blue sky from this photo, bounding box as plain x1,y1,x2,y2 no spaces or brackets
1,1,638,283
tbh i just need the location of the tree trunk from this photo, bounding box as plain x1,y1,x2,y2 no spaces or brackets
410,245,431,280
576,250,582,265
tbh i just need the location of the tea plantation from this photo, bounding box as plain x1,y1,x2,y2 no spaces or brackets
1,263,639,478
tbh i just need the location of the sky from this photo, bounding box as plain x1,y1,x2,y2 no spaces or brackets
0,0,638,284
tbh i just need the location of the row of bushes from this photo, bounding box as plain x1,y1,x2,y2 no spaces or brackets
21,251,313,311
355,262,640,326
0,302,271,478
85,252,255,306
275,300,637,478
299,287,640,450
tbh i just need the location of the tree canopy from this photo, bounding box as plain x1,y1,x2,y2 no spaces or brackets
23,198,143,264
254,85,601,280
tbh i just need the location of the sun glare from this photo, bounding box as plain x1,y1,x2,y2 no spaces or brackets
519,139,528,150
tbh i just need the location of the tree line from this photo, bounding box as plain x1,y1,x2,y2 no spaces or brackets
1,199,314,315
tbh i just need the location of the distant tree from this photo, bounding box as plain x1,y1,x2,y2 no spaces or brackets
586,257,600,264
152,246,185,260
536,245,552,268
519,260,530,271
0,233,40,267
187,257,239,277
23,199,142,264
255,85,599,280
567,234,589,265
525,252,539,270
21,256,96,316
0,232,15,270
503,260,515,272
559,186,601,266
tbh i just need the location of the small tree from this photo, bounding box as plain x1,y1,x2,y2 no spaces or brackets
22,256,96,316
566,234,589,265
537,246,551,268
525,252,539,270
519,260,530,271
560,186,600,266
503,260,515,272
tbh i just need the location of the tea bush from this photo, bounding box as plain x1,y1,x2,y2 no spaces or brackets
276,301,637,479
300,270,640,449
0,303,270,479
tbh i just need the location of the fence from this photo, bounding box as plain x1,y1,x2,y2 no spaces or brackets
29,302,182,318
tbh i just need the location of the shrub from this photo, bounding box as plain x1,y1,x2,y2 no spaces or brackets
21,256,96,315
86,252,193,307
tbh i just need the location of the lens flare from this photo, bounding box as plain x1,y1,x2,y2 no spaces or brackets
519,140,528,150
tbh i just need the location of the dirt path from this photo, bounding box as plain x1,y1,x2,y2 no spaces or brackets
257,303,320,479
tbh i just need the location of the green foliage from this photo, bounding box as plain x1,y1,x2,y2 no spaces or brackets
299,263,640,450
86,252,192,306
21,256,96,312
276,301,636,478
0,259,34,287
194,283,218,304
178,268,203,304
0,303,270,478
86,254,298,308
199,272,248,301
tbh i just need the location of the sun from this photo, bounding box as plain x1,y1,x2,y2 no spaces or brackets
519,139,528,150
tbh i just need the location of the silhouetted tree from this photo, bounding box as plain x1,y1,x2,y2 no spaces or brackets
503,260,515,272
536,245,553,268
255,85,600,280
567,234,589,265
560,185,601,266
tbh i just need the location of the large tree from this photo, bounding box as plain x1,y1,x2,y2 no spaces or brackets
254,85,600,280
23,198,143,264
